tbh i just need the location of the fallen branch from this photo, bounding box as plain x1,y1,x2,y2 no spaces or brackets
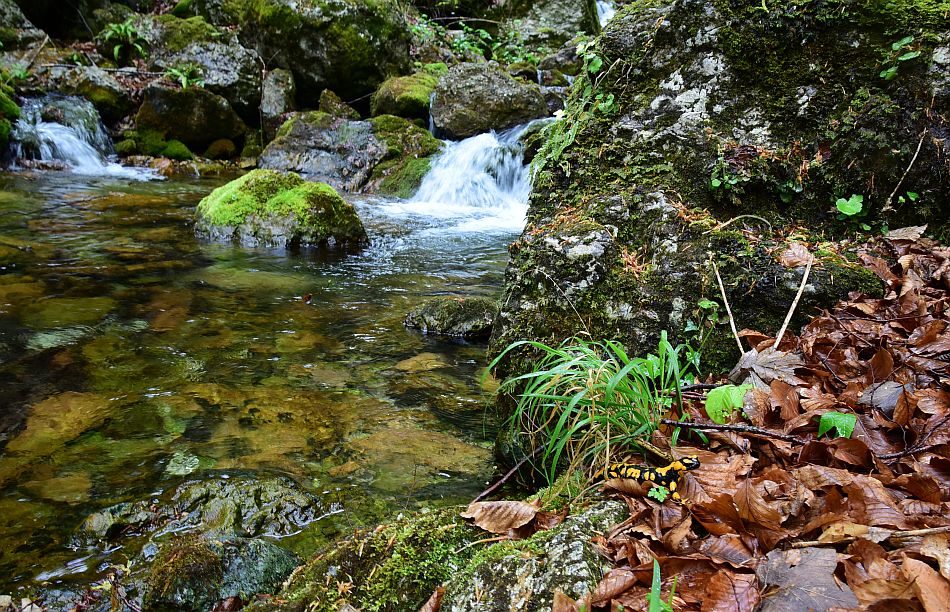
472,446,541,503
659,419,808,445
710,258,744,353
884,130,927,212
39,63,164,76
773,256,813,348
791,525,950,549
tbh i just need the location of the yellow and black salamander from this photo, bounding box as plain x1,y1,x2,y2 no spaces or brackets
594,456,700,501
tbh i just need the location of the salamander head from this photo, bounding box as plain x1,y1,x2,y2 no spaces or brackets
677,456,701,471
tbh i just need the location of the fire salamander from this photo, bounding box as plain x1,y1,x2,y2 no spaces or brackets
594,456,701,502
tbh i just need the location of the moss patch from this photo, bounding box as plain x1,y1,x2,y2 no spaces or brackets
144,534,223,609
153,14,221,53
367,115,443,198
161,139,194,161
370,68,442,122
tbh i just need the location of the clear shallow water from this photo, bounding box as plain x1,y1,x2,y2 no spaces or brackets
0,166,518,591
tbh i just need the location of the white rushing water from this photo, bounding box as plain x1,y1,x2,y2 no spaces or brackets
597,0,616,25
11,96,155,180
381,122,545,233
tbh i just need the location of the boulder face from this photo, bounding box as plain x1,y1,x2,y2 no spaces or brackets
41,66,132,122
1,0,49,49
500,0,600,49
189,0,412,102
404,296,499,339
260,112,442,197
371,63,447,124
135,82,246,150
195,169,368,249
260,68,296,140
431,63,549,140
138,14,263,122
489,0,950,388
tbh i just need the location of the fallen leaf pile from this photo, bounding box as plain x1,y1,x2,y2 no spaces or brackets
465,229,950,612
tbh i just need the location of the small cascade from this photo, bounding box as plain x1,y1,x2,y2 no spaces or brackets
383,122,544,233
596,0,616,25
10,95,154,179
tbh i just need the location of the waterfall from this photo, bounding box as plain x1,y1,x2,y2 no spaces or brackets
596,0,616,25
381,122,543,233
10,96,154,180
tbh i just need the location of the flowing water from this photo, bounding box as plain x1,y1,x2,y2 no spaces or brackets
0,108,532,592
597,0,616,25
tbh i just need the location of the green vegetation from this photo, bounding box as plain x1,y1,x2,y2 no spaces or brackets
164,63,205,89
646,559,677,612
704,384,752,424
879,35,923,80
488,334,687,484
817,412,857,438
98,18,148,65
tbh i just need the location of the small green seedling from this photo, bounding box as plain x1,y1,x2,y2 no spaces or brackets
705,384,752,424
817,411,856,438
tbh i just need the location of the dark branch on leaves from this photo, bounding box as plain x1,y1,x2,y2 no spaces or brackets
659,419,808,445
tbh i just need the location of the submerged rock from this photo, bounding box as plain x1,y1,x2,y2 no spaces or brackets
431,63,548,140
135,82,246,151
195,169,367,249
405,296,499,339
143,533,298,611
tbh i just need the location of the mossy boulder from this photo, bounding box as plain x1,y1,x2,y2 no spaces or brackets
42,66,132,123
317,89,360,120
0,0,46,50
489,0,948,404
143,533,298,611
204,138,237,159
495,0,600,50
0,84,19,151
431,62,549,139
188,0,412,103
137,14,263,121
404,296,499,339
260,112,441,196
195,169,368,249
135,82,246,151
370,64,447,124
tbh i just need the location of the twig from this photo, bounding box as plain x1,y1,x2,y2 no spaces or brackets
472,446,541,503
703,214,773,234
710,258,743,353
39,63,164,76
25,35,50,71
453,535,509,554
773,256,813,348
659,419,808,445
791,525,950,549
878,413,950,460
884,131,927,212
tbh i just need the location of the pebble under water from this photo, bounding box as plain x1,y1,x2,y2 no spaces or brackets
0,158,522,592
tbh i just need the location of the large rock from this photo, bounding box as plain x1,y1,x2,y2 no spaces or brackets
405,296,499,339
139,14,263,122
261,68,296,140
371,63,446,124
188,0,412,103
260,112,442,196
40,65,132,122
135,82,246,151
431,63,548,139
1,0,47,50
195,169,367,249
143,534,298,611
499,0,600,49
489,0,949,394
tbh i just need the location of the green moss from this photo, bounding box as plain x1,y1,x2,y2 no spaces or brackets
144,534,223,608
367,115,443,198
0,89,20,122
204,138,237,159
375,157,432,199
161,139,194,161
370,71,440,121
198,169,304,227
171,0,194,17
0,119,10,150
154,14,221,53
114,139,138,156
135,130,168,156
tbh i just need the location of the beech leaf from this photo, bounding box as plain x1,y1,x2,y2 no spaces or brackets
817,412,856,438
756,547,859,611
706,384,752,424
460,500,539,534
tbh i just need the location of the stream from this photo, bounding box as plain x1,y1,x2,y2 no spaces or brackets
0,102,532,592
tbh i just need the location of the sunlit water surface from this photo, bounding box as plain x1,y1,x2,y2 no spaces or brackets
0,163,520,591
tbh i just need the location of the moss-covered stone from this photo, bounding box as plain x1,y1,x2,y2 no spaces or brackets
161,139,194,161
0,85,18,150
144,534,223,610
366,114,443,198
135,82,245,150
370,66,444,123
149,14,221,54
317,89,360,120
405,296,499,339
489,0,949,399
195,169,368,249
203,138,237,159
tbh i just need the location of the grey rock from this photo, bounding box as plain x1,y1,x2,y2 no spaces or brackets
504,0,600,49
405,296,499,339
261,68,296,140
39,66,133,122
431,63,549,140
0,0,46,52
135,82,245,150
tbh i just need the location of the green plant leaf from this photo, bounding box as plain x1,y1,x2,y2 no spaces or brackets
587,55,603,73
880,66,899,80
648,559,664,612
835,194,863,216
907,191,919,201
710,177,722,188
817,412,856,438
897,50,922,62
697,299,717,310
705,384,752,424
892,35,914,50
647,485,670,502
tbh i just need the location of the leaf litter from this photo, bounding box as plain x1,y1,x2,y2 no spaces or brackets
454,230,950,612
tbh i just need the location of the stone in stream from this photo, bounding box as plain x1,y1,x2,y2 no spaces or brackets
194,169,367,249
430,63,549,140
135,82,246,153
371,63,447,125
404,296,499,339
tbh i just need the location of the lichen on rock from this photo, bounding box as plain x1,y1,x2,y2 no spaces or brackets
195,169,367,249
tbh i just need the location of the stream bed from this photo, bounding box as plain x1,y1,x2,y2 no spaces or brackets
0,131,525,592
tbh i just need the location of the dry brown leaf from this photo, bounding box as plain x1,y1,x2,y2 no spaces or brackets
756,547,859,611
552,590,578,612
699,534,756,568
770,380,801,420
887,226,928,242
590,568,637,607
902,555,950,612
735,480,782,531
701,570,760,612
778,243,816,268
460,499,539,534
920,534,950,580
730,348,806,387
419,586,444,612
